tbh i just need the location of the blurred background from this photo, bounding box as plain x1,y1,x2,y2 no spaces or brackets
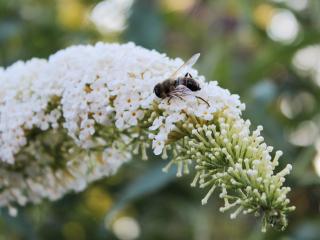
0,0,320,239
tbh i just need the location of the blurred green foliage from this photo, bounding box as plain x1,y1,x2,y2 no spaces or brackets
1,0,320,239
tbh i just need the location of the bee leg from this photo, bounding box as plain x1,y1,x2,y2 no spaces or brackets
175,95,184,101
168,95,184,104
195,96,210,107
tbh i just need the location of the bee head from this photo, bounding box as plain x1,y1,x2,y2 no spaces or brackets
153,83,163,98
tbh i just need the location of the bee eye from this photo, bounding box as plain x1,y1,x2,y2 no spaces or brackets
154,84,161,98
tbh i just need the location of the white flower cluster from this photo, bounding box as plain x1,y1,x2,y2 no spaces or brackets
292,44,320,86
0,144,130,216
90,0,134,34
0,59,61,163
0,42,293,231
0,42,243,164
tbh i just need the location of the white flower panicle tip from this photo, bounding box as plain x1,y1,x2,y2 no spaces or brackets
0,42,293,231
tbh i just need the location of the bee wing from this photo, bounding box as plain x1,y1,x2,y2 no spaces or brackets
169,85,210,106
169,53,200,80
169,85,193,97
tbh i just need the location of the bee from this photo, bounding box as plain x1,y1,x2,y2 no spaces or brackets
153,53,209,106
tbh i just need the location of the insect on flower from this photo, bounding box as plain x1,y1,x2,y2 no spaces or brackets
153,53,210,106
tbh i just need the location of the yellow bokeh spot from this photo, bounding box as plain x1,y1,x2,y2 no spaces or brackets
85,187,113,217
161,0,195,12
57,0,87,29
253,4,275,29
62,222,86,240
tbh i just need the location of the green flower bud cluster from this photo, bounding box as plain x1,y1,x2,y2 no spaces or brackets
159,111,295,232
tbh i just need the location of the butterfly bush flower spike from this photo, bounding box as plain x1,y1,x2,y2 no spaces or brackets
0,42,294,231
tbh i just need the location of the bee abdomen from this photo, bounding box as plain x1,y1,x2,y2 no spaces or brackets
186,78,200,91
177,77,200,91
